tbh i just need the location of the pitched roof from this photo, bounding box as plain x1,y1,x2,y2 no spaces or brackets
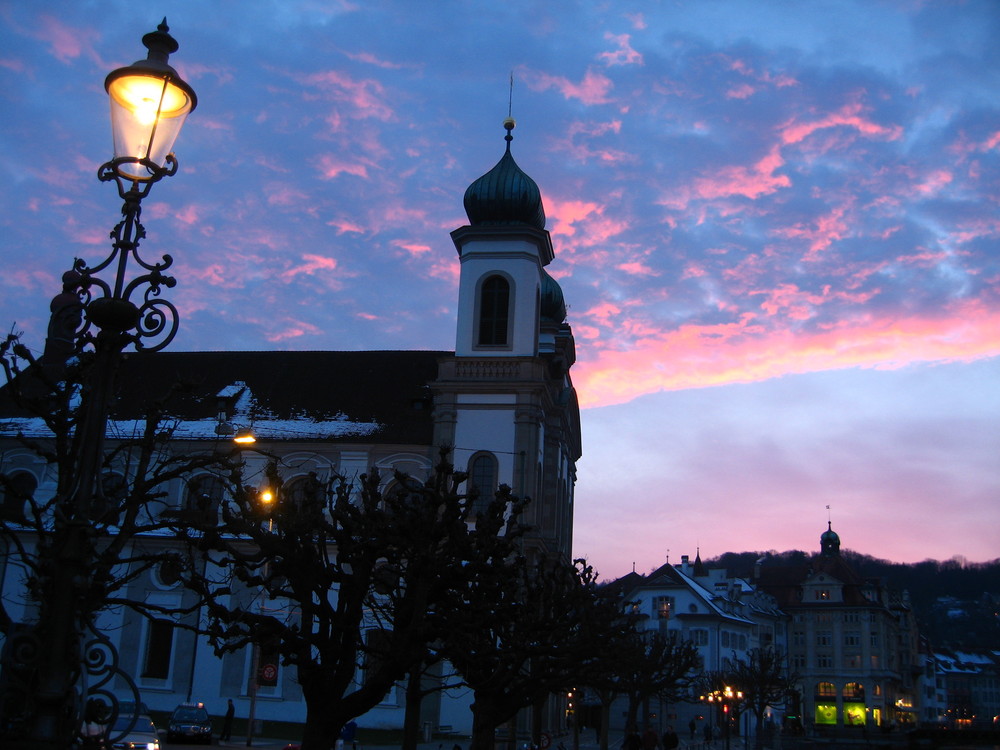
2,350,449,446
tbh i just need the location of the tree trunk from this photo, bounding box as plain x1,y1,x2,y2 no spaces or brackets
401,668,424,750
599,699,612,750
299,680,340,750
469,707,498,750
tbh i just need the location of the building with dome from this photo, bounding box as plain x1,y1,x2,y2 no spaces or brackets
0,121,581,736
755,524,921,732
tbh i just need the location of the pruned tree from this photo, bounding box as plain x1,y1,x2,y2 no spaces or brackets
441,548,613,750
568,586,644,750
730,647,796,750
611,631,703,738
172,451,505,750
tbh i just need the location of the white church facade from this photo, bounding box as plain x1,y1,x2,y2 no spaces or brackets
0,120,581,736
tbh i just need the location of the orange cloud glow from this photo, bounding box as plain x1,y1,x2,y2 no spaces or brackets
574,301,1000,408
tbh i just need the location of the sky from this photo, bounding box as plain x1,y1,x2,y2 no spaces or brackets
1,0,997,580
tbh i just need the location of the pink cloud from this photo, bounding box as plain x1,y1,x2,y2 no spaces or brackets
281,254,337,280
573,301,1000,408
300,70,394,121
780,100,903,146
914,169,953,196
264,319,323,343
559,120,632,164
617,261,657,276
393,240,432,257
34,15,99,64
599,33,643,67
173,205,200,226
726,83,757,100
689,144,791,201
772,203,851,261
342,50,414,70
327,217,366,235
316,154,370,180
265,184,309,207
0,58,26,73
524,67,614,105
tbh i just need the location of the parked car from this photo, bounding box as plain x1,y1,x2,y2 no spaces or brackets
167,702,213,744
110,713,160,750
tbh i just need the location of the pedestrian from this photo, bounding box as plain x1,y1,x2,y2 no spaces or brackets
219,699,235,742
662,725,680,750
704,723,714,745
623,727,642,750
689,720,697,740
642,726,660,750
340,719,358,750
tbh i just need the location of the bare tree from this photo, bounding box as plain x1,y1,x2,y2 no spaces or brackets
173,451,512,750
730,647,796,750
441,551,616,750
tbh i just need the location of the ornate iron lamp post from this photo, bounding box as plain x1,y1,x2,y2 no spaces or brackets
701,686,743,750
3,19,196,750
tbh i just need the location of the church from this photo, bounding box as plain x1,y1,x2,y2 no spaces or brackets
0,119,581,735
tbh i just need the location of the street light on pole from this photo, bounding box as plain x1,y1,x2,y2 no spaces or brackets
1,19,196,750
701,686,743,750
246,475,277,747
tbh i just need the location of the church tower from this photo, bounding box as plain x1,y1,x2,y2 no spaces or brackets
432,119,581,559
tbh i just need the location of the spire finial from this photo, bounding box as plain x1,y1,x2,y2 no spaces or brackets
503,72,516,147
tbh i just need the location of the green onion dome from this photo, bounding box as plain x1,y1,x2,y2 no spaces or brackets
463,118,545,230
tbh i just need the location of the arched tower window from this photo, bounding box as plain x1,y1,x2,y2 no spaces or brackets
478,275,510,346
468,452,498,513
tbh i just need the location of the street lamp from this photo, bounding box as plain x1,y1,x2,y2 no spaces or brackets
701,686,743,750
3,20,196,750
246,479,277,747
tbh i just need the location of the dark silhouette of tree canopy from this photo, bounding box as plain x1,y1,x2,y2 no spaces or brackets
609,631,703,738
441,552,619,750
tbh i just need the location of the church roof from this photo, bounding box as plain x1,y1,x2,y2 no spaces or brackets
1,350,448,446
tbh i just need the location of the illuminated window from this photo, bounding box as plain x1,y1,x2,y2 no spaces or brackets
815,704,837,725
816,682,836,697
843,682,865,700
653,596,674,620
478,275,511,346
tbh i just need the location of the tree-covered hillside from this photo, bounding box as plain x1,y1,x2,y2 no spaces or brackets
706,550,1000,650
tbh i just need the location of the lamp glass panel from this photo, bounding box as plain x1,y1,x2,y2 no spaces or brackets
108,73,193,179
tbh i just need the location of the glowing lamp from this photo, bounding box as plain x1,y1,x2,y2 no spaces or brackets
233,428,256,444
105,19,197,182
